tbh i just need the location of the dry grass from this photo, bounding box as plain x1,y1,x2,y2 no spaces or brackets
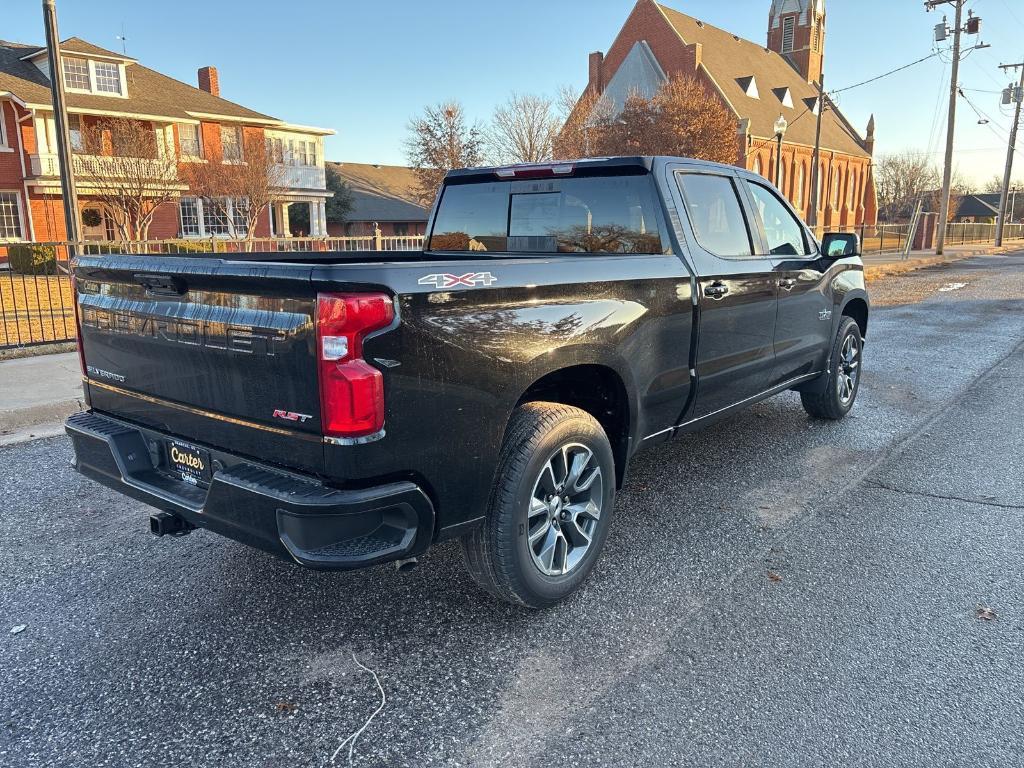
0,273,76,347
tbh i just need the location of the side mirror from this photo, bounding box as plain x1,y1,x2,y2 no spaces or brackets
821,232,860,259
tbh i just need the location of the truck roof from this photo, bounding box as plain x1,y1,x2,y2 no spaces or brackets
445,156,745,182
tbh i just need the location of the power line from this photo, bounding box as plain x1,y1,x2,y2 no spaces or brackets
830,52,942,94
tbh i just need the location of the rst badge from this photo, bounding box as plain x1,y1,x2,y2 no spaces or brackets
418,272,497,289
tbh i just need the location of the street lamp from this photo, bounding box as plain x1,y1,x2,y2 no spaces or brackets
774,114,788,190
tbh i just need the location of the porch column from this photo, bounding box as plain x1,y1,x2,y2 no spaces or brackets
318,200,327,236
278,202,291,237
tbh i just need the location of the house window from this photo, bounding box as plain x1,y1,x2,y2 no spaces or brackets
93,61,122,94
180,196,250,237
67,114,85,153
782,17,796,53
831,168,840,208
393,222,409,236
796,163,805,209
848,170,857,209
220,126,242,161
203,200,230,235
231,197,249,236
0,192,24,240
266,136,284,164
813,23,821,51
0,103,7,148
177,123,202,159
179,197,201,236
62,57,91,90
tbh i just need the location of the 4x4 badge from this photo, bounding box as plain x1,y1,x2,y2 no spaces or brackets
418,272,497,288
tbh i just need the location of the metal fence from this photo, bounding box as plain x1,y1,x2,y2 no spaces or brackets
822,221,1024,256
0,235,426,350
822,223,915,255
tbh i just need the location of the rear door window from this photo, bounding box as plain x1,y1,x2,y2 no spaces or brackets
675,173,753,257
745,180,812,256
429,175,664,254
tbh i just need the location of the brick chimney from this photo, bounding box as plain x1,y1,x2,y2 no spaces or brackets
588,51,605,92
198,66,220,97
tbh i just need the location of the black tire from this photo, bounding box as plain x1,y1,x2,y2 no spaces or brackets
461,401,616,608
801,316,863,420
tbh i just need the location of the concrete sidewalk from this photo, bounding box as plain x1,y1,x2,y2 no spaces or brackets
0,351,83,445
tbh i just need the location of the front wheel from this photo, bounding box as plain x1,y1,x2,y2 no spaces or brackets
801,316,863,420
461,402,616,608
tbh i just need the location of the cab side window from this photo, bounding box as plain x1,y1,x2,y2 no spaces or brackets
745,181,813,256
675,172,753,257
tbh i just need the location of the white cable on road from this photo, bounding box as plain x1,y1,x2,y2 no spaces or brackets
329,652,386,766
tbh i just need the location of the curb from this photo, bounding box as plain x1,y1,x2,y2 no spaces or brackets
0,398,82,437
863,247,1009,281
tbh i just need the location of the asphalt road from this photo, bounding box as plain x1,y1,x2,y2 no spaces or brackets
2,253,1023,768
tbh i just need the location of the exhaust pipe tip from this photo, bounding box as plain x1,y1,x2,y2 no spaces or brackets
150,511,193,537
395,556,418,573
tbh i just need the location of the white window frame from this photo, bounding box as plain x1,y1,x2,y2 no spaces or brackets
177,123,203,161
61,57,128,99
0,101,9,150
220,125,243,163
179,196,251,238
0,190,26,242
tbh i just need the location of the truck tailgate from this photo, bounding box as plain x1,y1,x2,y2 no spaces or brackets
75,255,324,474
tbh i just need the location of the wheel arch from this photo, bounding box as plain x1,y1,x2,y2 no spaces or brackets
514,355,637,489
840,293,869,339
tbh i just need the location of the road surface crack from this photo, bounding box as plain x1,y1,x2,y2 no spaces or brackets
866,480,1024,510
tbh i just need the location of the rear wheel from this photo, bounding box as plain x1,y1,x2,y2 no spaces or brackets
461,402,615,608
801,316,862,420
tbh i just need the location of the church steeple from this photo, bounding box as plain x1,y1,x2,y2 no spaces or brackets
767,0,825,85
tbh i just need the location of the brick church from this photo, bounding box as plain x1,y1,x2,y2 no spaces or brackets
579,0,877,227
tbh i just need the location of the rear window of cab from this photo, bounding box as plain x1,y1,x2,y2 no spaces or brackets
428,175,666,255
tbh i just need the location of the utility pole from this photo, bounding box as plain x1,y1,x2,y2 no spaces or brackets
995,62,1023,247
808,73,825,232
42,0,81,253
925,0,967,255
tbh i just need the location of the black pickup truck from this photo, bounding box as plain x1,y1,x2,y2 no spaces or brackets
66,156,868,608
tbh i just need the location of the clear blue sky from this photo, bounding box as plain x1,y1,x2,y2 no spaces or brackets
5,0,1023,187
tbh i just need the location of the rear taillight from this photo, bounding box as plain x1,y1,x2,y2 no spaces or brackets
316,292,394,438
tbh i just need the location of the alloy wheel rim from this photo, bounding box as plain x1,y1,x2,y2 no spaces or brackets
527,443,603,577
837,332,860,405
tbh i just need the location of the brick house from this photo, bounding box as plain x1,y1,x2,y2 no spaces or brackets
0,37,333,244
577,0,877,227
325,162,429,238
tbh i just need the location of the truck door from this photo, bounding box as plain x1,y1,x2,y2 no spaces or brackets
670,168,778,418
739,177,833,386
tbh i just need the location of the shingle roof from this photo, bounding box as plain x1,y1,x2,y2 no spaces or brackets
0,37,276,122
328,162,429,222
654,3,869,158
955,193,1001,218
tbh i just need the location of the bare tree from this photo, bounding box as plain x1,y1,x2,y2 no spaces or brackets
405,101,485,206
649,75,738,164
181,133,286,249
77,118,179,244
875,151,940,222
552,85,611,160
485,93,560,164
554,75,737,164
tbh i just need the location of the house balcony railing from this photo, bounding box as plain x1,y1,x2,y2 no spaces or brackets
274,164,326,191
30,153,179,181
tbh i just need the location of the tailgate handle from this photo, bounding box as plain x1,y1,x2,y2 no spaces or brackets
134,273,186,296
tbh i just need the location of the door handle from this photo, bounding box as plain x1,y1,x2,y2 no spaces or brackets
704,282,729,300
779,278,797,290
